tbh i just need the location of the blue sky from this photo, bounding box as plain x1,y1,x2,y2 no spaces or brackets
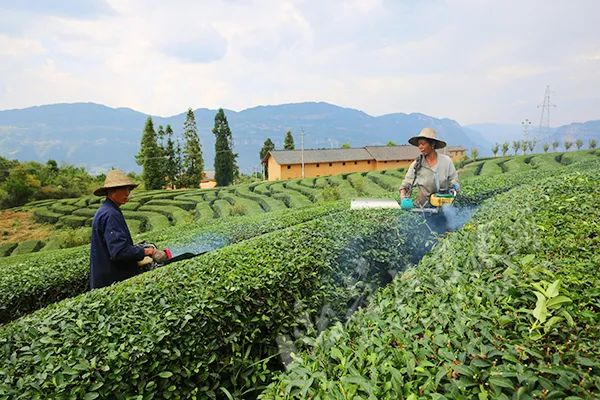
0,0,598,125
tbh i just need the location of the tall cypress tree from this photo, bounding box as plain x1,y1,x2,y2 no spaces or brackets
259,138,275,178
180,108,204,188
163,124,178,189
174,139,184,188
135,117,163,189
213,108,236,186
284,130,295,150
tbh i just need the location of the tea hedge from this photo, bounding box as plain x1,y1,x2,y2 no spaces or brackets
262,164,600,399
0,207,421,399
0,202,344,324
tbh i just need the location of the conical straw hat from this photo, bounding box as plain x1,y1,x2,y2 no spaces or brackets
93,169,139,196
408,127,447,149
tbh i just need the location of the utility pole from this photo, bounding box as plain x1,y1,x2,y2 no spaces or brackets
537,85,556,140
521,118,532,137
301,129,305,179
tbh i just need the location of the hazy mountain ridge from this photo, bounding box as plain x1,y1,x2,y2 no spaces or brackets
0,102,597,174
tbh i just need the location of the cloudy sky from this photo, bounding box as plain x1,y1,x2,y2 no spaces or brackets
0,0,598,125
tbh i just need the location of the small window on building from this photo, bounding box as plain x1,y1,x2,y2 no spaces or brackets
316,163,320,167
329,163,332,166
367,160,371,164
354,161,357,165
287,165,291,169
384,161,388,164
342,162,346,166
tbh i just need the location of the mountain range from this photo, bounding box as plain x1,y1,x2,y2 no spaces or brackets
0,102,597,174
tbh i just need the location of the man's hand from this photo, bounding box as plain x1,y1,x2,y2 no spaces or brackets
144,247,156,256
401,198,414,210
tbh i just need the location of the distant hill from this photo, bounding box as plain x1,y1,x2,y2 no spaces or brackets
465,121,600,153
0,101,549,174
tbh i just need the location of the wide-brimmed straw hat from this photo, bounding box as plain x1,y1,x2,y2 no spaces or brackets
408,127,447,149
93,169,139,196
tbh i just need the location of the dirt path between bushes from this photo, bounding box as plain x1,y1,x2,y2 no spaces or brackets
0,210,51,245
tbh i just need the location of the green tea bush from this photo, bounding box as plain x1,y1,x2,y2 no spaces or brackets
285,180,321,202
56,214,89,229
138,204,193,225
32,207,63,224
144,199,197,211
366,171,399,191
0,203,344,324
11,239,44,255
0,242,17,257
0,207,417,399
262,165,600,399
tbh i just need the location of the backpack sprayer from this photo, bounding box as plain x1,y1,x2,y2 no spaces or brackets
137,242,173,269
350,155,457,213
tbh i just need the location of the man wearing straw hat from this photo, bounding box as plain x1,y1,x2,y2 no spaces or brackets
90,169,156,289
399,127,460,209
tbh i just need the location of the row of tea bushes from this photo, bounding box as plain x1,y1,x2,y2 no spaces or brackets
0,207,420,399
0,202,344,325
262,164,600,399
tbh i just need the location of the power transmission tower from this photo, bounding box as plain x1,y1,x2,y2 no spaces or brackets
537,85,556,140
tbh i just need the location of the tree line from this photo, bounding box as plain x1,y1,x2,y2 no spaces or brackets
488,138,597,157
0,158,102,209
137,108,238,189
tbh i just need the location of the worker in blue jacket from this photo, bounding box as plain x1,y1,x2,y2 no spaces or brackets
90,169,155,289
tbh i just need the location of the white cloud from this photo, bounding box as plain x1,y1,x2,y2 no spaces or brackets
0,0,599,125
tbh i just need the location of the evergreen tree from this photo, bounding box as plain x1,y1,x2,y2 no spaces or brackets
163,124,178,189
174,139,184,188
135,117,164,190
180,109,204,188
213,108,236,186
284,130,295,150
259,138,275,178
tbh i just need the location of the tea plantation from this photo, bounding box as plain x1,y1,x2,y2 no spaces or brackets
0,150,598,399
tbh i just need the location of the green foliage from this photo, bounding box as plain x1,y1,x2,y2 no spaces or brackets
262,163,600,399
512,140,521,155
135,117,164,190
10,239,44,255
213,109,237,186
321,184,341,201
491,143,499,156
0,206,412,398
0,157,97,208
180,109,204,188
0,203,343,324
284,130,295,150
163,124,180,188
564,140,573,151
470,147,479,160
229,202,247,216
260,138,276,178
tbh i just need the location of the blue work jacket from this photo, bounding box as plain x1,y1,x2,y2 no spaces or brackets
90,198,145,289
